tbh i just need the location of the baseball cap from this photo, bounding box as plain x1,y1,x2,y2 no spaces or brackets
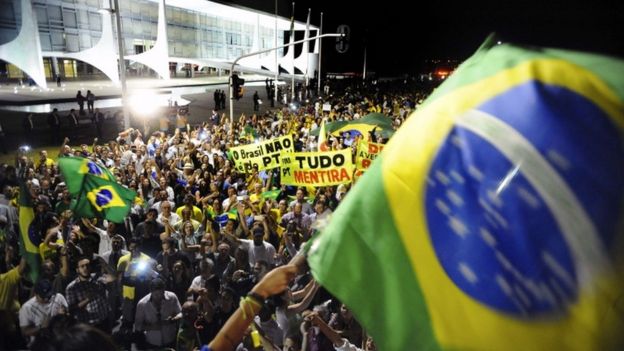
34,279,54,299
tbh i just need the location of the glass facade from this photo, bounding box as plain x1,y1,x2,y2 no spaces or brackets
0,0,309,81
0,0,283,57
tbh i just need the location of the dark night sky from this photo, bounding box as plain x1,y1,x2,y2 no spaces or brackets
222,0,624,76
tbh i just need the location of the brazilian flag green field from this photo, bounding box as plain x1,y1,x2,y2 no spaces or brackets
307,37,624,350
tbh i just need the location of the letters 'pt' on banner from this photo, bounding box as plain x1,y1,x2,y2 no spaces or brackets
280,149,354,186
229,135,294,173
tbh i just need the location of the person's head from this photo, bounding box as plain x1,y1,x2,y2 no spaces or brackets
75,257,91,279
34,279,55,304
161,237,176,252
111,235,124,252
252,225,264,246
225,218,236,232
181,301,199,322
33,321,119,351
183,194,195,207
253,260,270,280
209,182,218,193
293,202,303,216
160,201,172,214
149,278,166,304
146,208,158,221
41,259,57,278
217,243,230,259
200,258,214,278
183,162,194,174
159,177,168,188
340,303,353,321
234,246,248,264
182,221,194,235
212,198,222,212
181,207,192,220
296,188,305,201
40,150,48,159
278,199,288,212
172,260,186,276
35,195,51,213
253,183,262,194
128,237,142,256
106,221,116,235
283,334,302,351
314,200,326,214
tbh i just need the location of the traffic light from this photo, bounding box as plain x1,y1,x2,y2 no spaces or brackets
232,74,245,100
336,25,350,54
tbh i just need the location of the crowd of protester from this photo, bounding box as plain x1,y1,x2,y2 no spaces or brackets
0,78,430,350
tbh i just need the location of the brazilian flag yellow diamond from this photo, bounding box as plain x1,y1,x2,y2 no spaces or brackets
87,185,126,211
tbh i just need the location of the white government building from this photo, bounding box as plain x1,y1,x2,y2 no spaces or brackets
0,0,320,88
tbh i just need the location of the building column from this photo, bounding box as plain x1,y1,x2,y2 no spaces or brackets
51,57,60,78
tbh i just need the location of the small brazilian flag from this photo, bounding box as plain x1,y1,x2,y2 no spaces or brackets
18,181,39,283
261,189,281,201
73,174,136,223
307,36,624,351
58,156,115,196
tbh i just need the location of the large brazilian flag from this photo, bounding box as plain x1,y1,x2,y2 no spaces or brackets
307,37,624,350
73,174,137,223
58,156,115,196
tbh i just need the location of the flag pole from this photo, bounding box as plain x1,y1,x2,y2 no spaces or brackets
290,1,295,102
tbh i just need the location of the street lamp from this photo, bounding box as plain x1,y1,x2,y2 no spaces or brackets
228,32,344,129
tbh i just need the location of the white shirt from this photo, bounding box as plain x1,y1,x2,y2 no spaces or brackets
239,239,276,266
334,338,363,351
157,211,180,226
189,275,207,292
94,227,112,255
19,294,68,342
134,291,181,347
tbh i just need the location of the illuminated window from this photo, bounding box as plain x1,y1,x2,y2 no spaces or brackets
63,59,77,78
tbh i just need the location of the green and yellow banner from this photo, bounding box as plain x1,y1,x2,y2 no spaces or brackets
229,135,294,173
355,140,385,170
280,149,354,186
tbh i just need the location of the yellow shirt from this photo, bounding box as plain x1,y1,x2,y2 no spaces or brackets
0,267,21,312
39,237,64,261
36,158,55,169
175,205,204,223
117,253,153,299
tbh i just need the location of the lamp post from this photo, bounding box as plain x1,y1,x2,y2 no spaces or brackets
229,33,343,129
110,0,129,129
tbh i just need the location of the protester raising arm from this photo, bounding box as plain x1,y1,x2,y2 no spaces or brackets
208,264,298,351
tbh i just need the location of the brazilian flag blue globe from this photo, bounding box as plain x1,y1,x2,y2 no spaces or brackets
307,36,624,351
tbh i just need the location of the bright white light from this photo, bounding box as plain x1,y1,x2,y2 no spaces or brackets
497,41,502,45
129,92,160,116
